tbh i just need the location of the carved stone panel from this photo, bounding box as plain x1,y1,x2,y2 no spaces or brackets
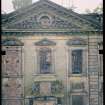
40,82,51,95
2,99,23,105
2,78,23,98
2,47,22,76
6,13,82,29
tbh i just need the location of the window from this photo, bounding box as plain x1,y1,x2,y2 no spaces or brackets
1,51,6,55
39,48,52,74
57,98,62,104
72,95,83,105
72,50,82,74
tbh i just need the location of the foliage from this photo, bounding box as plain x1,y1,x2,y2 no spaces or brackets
85,3,103,14
93,3,103,14
12,0,32,10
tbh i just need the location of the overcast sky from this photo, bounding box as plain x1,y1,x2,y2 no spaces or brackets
1,0,103,14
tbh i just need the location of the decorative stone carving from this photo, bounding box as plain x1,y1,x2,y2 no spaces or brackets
6,13,82,29
2,47,22,76
32,82,40,95
2,0,99,30
40,82,51,95
2,99,23,105
51,80,64,94
37,13,53,28
2,78,23,98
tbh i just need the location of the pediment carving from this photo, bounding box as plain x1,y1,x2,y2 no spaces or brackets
2,0,97,30
6,12,82,30
35,38,56,46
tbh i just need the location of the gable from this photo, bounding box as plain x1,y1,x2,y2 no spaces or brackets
35,38,56,46
66,38,87,46
2,0,100,31
2,38,24,46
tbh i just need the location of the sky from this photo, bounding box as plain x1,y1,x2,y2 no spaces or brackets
1,0,103,14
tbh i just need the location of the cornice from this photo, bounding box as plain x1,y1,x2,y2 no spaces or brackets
1,30,102,37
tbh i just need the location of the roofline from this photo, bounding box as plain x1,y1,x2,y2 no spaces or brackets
2,0,102,29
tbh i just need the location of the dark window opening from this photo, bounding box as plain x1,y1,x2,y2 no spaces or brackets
72,50,82,74
99,50,103,54
57,98,62,104
1,51,6,55
39,48,52,74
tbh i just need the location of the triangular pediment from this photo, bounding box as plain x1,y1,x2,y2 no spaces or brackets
2,38,24,46
67,38,87,46
35,38,56,46
2,0,100,31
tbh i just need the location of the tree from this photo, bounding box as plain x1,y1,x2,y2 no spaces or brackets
93,3,103,14
12,0,32,10
84,3,103,14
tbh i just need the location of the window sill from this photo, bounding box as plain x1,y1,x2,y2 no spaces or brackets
69,89,88,94
68,73,87,77
32,73,57,76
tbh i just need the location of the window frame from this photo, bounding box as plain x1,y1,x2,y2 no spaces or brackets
36,47,55,74
72,49,83,74
68,47,88,76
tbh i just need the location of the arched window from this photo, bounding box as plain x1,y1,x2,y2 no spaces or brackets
39,47,52,74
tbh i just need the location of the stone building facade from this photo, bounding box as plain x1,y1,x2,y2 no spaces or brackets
1,0,103,105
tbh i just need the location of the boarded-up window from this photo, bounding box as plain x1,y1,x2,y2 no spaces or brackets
72,50,82,74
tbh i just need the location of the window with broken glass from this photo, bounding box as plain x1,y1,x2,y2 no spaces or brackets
72,50,83,74
39,48,52,74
